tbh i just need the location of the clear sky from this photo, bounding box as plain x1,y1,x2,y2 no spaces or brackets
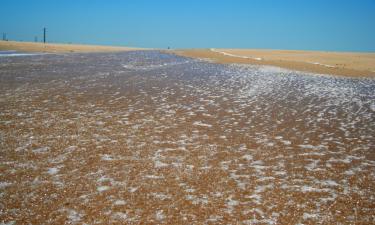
1,0,374,51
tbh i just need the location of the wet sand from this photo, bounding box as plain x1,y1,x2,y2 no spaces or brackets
0,40,143,53
174,49,375,78
0,51,374,224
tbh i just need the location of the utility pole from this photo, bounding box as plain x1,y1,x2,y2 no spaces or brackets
43,28,46,43
2,33,6,41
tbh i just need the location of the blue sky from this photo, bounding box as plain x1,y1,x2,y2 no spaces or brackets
1,0,374,51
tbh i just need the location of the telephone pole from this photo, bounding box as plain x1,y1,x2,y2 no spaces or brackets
2,33,6,41
43,28,46,43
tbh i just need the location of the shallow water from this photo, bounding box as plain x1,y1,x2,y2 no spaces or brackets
0,51,374,224
0,50,44,57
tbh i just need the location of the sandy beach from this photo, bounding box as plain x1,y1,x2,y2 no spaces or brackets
2,0,374,223
0,40,143,53
1,51,374,224
174,49,375,78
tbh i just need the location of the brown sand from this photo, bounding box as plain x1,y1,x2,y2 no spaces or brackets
0,40,144,53
174,49,375,78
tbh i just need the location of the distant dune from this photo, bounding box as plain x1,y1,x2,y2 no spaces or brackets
174,49,375,78
0,40,144,53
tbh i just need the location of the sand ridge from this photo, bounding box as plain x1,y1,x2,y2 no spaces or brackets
173,49,375,78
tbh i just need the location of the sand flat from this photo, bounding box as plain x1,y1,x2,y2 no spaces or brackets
174,49,375,78
0,40,143,53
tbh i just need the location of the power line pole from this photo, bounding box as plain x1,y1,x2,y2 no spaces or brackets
2,33,6,41
43,28,46,43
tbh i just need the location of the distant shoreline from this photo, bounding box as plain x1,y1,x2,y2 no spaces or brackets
0,40,144,53
1,40,374,78
173,49,375,78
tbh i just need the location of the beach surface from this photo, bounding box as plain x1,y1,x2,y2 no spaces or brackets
1,51,374,224
0,40,143,53
174,49,375,78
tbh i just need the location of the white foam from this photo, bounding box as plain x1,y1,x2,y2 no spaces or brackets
303,212,318,220
145,175,163,179
0,182,12,189
370,102,375,112
47,167,59,175
32,146,50,154
101,154,114,161
114,200,127,206
155,210,165,220
242,154,253,161
112,212,128,220
311,62,335,68
0,221,16,225
193,121,212,128
129,187,138,193
97,186,111,192
210,49,263,61
154,160,168,168
0,53,42,57
67,209,83,223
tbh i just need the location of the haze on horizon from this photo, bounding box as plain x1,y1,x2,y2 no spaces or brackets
1,0,374,52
